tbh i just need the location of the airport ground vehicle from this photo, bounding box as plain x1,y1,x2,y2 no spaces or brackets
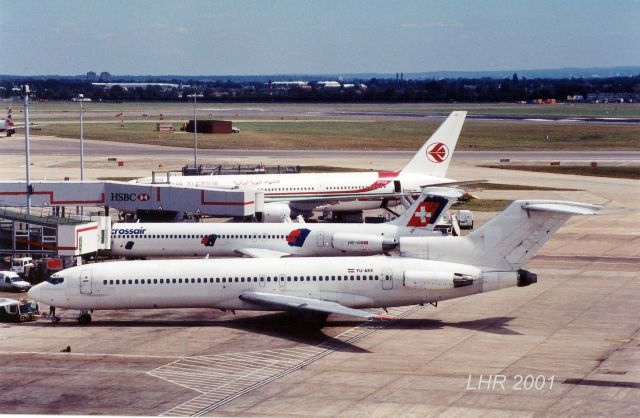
457,210,474,229
10,257,35,277
0,271,32,291
0,298,40,322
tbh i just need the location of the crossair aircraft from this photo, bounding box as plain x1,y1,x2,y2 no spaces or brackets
134,111,468,221
29,200,600,326
110,188,461,259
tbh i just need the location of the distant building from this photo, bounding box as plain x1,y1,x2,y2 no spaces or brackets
99,72,111,82
92,82,185,91
586,92,639,103
86,71,97,82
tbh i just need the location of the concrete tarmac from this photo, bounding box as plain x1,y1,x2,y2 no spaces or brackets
0,139,639,416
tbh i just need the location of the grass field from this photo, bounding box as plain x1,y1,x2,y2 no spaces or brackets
28,119,640,151
8,101,640,151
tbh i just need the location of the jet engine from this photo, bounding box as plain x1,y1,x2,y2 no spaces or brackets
403,270,479,289
332,233,397,254
260,203,292,223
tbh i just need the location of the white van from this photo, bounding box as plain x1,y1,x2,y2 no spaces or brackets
457,210,474,229
10,257,34,276
0,271,32,292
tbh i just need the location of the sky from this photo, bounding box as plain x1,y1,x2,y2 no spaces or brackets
2,0,639,75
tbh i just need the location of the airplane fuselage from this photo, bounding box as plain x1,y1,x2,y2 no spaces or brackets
30,256,509,313
110,222,442,258
138,171,455,213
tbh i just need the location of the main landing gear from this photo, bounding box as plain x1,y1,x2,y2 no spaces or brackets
78,311,92,325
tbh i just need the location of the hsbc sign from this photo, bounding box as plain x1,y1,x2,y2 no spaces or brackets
110,192,151,202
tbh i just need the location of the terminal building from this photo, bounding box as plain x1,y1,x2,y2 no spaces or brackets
0,170,269,269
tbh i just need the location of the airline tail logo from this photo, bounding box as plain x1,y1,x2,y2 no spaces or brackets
426,142,449,163
406,196,448,227
286,228,311,247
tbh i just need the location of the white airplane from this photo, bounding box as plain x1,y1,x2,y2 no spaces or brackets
110,188,461,259
135,111,468,221
0,107,17,137
0,106,43,137
28,200,600,326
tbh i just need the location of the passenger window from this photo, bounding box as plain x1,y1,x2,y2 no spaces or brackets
103,280,107,285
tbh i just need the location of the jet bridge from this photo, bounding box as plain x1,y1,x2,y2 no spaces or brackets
0,180,262,220
0,205,108,258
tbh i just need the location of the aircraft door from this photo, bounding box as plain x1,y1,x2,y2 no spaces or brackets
79,270,92,295
278,274,286,289
259,274,266,288
394,180,401,193
317,231,325,247
382,268,393,290
252,233,257,242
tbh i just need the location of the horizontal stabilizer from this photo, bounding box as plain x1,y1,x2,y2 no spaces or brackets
521,202,602,215
239,292,378,320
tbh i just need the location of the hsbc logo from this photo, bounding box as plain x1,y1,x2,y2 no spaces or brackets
110,192,151,202
426,142,449,163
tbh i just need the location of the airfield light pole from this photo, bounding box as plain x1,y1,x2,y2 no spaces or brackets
188,93,203,168
22,85,31,215
78,94,84,181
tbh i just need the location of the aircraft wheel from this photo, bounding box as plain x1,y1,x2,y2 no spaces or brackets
78,313,92,325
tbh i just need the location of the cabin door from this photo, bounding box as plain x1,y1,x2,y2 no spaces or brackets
317,231,325,247
278,274,286,289
259,274,266,288
381,268,393,290
79,270,93,295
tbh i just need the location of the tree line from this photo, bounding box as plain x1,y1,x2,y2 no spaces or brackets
1,74,638,103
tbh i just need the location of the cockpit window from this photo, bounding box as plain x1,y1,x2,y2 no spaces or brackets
47,276,65,285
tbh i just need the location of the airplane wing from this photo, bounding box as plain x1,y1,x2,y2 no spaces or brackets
269,191,416,205
234,248,291,258
239,291,380,320
420,179,489,188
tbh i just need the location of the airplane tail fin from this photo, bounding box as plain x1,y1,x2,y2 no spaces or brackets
388,187,461,229
399,111,467,178
401,200,601,271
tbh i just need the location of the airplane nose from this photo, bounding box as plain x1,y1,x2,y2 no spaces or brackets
27,285,40,301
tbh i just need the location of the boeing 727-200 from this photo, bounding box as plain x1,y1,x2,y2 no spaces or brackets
28,200,600,326
110,187,461,258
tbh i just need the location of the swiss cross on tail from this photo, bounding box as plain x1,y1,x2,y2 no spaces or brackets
406,195,448,227
426,142,449,163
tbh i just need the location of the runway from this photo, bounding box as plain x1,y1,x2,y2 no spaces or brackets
3,135,639,164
